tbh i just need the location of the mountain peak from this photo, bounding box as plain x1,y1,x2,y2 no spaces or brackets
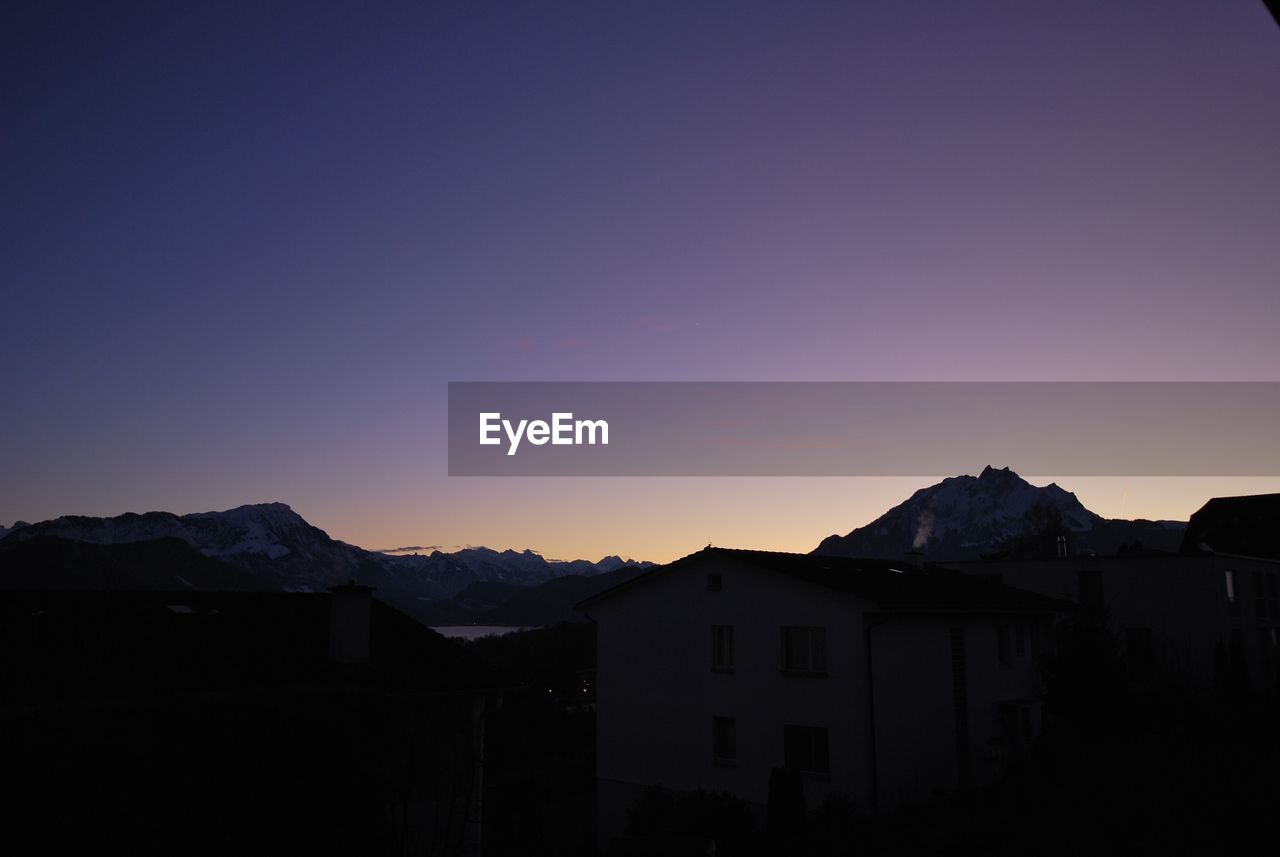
814,468,1104,560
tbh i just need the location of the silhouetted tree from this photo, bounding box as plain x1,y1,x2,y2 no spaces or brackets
1040,614,1134,739
997,502,1073,559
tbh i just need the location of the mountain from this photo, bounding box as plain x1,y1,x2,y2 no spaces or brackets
814,466,1186,560
0,504,653,622
0,521,30,540
416,565,649,627
0,536,262,591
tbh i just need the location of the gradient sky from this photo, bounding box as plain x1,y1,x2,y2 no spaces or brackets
3,1,1279,562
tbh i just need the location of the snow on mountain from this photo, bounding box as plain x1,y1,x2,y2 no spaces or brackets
814,466,1182,560
0,503,652,602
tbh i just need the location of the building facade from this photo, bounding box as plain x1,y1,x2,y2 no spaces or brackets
941,551,1280,695
580,548,1071,846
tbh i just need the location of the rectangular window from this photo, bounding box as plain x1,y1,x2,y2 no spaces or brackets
707,573,723,591
1125,627,1154,671
1255,571,1266,619
1267,574,1278,620
780,626,827,674
1259,630,1276,685
1226,570,1240,616
997,624,1011,669
712,625,735,672
784,724,829,774
1015,623,1027,657
1029,620,1042,657
712,716,737,763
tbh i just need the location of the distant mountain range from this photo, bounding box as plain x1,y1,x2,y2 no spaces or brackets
814,466,1186,560
0,503,652,625
1,468,1194,625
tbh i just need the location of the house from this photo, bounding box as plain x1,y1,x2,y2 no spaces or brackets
578,547,1074,845
937,496,1280,696
0,585,507,857
1182,493,1280,561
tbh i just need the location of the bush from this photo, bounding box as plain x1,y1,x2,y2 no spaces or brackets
625,785,757,855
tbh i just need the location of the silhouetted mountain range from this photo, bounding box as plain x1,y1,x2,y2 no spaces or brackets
0,504,652,625
814,466,1186,560
1,470,1190,625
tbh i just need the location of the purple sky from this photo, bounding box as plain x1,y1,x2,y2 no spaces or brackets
3,1,1279,561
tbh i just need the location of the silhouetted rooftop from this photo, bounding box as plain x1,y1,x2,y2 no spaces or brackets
579,546,1076,613
1181,493,1280,560
0,589,507,704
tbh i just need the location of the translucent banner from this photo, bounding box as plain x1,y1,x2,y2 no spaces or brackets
447,382,1280,476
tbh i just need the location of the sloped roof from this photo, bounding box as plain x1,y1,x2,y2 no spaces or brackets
578,546,1076,613
0,589,507,704
1181,493,1280,560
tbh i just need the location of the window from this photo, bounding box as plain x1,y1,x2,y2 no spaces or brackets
1029,620,1042,657
1268,574,1278,620
712,625,735,672
780,626,827,674
783,724,829,774
707,573,723,591
1125,627,1154,671
1255,571,1266,619
712,716,737,763
1259,629,1277,684
997,624,1011,669
1015,623,1026,657
1226,570,1239,616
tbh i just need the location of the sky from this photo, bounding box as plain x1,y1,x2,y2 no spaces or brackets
3,1,1279,563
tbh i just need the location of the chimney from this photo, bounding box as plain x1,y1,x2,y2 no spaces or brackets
328,581,375,664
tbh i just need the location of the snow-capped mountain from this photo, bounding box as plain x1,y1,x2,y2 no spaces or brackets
814,466,1185,560
0,504,652,606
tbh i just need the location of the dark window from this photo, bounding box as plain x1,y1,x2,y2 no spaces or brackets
1259,629,1276,685
713,716,737,762
707,573,722,591
780,626,827,674
1226,570,1240,616
1125,627,1154,670
1230,629,1246,676
1029,620,1042,656
1015,624,1026,657
783,724,829,773
997,624,1011,669
1267,574,1278,619
712,625,735,671
1255,571,1266,619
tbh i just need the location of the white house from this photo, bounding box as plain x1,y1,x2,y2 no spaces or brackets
578,547,1073,846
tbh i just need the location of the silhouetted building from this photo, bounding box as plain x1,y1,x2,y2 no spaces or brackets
943,551,1280,695
578,548,1072,846
0,588,506,856
1182,493,1280,560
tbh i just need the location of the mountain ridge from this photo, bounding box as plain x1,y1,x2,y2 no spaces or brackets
814,466,1186,559
0,504,654,614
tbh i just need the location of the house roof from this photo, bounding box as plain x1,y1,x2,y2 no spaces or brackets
577,546,1077,614
1181,493,1280,560
0,589,508,704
